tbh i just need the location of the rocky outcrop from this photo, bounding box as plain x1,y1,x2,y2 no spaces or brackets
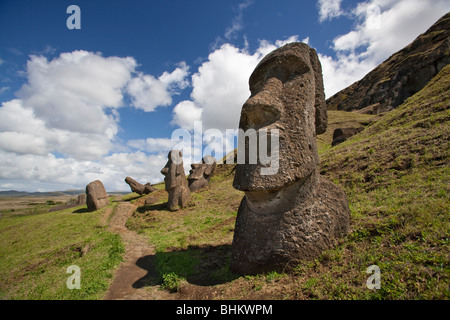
230,42,350,275
326,12,450,114
86,180,109,212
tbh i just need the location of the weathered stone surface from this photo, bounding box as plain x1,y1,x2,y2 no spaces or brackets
86,180,109,212
326,13,450,113
160,150,191,211
332,127,364,147
188,155,217,192
124,176,157,195
231,42,350,275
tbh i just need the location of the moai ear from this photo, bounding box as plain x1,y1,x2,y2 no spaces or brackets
309,47,328,135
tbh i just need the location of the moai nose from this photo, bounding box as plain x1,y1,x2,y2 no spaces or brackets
240,78,283,131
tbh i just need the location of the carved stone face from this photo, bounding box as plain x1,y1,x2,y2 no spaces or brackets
188,155,217,191
161,150,185,191
233,42,327,192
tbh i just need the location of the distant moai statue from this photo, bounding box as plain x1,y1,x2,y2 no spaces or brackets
76,194,86,205
188,155,217,192
160,150,191,211
231,42,350,275
85,180,109,211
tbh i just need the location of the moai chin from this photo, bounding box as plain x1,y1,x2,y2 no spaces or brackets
230,42,350,275
160,150,191,211
188,155,217,192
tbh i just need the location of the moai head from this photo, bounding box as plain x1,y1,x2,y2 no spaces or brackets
188,155,217,192
160,150,186,191
233,42,327,192
124,177,156,195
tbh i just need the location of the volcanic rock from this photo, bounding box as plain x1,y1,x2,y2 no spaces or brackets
125,177,157,195
86,180,109,212
160,150,191,211
231,42,350,275
326,12,450,113
188,155,217,192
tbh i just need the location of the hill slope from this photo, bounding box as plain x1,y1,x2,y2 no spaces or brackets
326,12,449,114
0,65,448,300
122,65,449,299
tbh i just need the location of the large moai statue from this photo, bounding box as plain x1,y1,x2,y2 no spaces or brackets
188,155,217,192
86,180,109,212
124,176,157,195
231,42,350,275
160,150,191,211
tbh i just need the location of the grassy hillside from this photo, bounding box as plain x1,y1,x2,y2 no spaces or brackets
126,64,449,299
0,65,448,300
0,201,124,299
314,63,449,299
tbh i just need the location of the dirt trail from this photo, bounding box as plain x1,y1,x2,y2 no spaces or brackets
103,201,173,300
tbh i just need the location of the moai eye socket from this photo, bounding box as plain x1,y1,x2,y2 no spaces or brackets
249,55,310,94
240,103,281,131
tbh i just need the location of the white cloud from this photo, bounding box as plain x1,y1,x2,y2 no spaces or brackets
0,86,10,95
224,0,253,40
174,36,299,132
190,43,258,131
318,0,344,22
319,0,450,98
0,50,192,191
172,100,203,130
0,149,169,191
127,62,189,112
127,137,177,153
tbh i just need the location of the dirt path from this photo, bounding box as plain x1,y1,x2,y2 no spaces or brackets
103,201,173,300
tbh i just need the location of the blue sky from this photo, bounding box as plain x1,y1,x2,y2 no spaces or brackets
0,0,448,191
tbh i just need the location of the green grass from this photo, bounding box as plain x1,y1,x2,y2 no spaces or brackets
131,64,449,299
317,110,375,154
312,64,450,299
127,166,242,288
0,202,124,299
0,65,448,300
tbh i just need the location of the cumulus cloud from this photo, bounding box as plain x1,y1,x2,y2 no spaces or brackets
127,62,189,112
319,0,450,98
171,100,203,130
173,36,300,132
127,137,177,153
318,0,344,22
224,0,253,41
2,51,137,160
0,149,169,192
0,50,191,191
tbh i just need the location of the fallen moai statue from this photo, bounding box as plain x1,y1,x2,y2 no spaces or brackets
124,176,157,195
